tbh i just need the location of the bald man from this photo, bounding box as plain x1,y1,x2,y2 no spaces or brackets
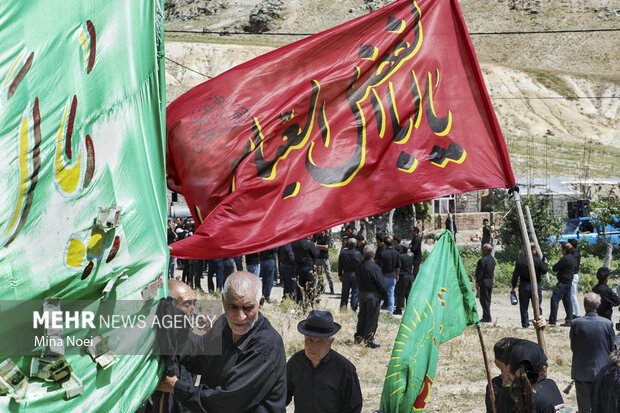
143,280,198,413
157,272,286,412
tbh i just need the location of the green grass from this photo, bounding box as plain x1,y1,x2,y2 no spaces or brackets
522,69,578,100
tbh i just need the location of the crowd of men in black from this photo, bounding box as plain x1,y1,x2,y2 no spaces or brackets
167,219,424,348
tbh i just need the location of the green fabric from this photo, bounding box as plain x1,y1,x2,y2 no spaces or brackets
0,1,166,411
380,230,479,412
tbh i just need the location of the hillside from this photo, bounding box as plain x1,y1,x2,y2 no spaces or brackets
164,0,620,179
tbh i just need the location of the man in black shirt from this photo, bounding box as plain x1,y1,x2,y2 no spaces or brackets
394,245,413,315
409,227,422,278
313,230,334,295
355,245,387,348
355,234,366,255
592,267,620,320
338,238,363,310
511,242,548,328
379,237,400,314
549,242,575,326
278,243,296,300
157,272,287,412
476,244,496,323
292,236,319,305
481,218,492,247
286,310,362,413
167,220,178,277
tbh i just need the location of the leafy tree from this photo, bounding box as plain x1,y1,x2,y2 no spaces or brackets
591,198,620,240
497,194,562,262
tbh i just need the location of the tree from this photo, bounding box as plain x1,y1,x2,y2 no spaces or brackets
498,194,562,262
591,198,620,239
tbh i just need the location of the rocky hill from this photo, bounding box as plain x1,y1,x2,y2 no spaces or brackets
164,0,620,179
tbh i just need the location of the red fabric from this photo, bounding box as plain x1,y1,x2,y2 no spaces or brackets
166,0,515,259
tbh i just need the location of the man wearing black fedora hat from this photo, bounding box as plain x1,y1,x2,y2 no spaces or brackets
286,310,362,413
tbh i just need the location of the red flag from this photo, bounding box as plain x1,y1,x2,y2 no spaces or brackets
167,0,514,259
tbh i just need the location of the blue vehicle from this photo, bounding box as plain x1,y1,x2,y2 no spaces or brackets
550,216,620,246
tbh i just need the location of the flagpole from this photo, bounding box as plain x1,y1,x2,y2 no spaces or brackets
525,205,550,284
477,325,497,413
509,186,548,354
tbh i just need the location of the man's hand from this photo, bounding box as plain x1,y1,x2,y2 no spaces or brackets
531,315,547,330
156,375,179,393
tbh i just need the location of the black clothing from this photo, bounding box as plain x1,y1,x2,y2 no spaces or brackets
355,241,366,255
312,233,331,260
286,349,362,413
378,246,400,278
511,255,548,288
356,259,387,297
476,253,495,322
552,253,575,284
338,248,363,278
572,249,581,273
395,252,414,314
174,314,286,413
357,291,381,343
536,377,563,407
445,217,457,234
167,228,177,245
398,252,413,277
592,282,620,320
590,362,620,413
277,243,295,267
494,388,556,413
292,238,319,267
482,225,492,246
245,253,260,266
476,254,496,285
259,249,277,261
355,259,386,343
409,235,422,276
374,244,384,267
484,375,507,413
409,236,422,262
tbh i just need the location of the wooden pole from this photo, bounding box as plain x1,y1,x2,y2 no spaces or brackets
524,205,550,284
510,187,548,355
477,325,496,413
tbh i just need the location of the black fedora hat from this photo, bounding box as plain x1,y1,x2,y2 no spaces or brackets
297,310,341,337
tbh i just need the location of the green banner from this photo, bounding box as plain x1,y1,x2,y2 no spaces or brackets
0,0,167,411
380,230,479,412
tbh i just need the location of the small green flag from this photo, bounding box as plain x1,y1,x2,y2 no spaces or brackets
380,230,479,412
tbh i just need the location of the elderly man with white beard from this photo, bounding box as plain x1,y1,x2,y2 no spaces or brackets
156,271,286,412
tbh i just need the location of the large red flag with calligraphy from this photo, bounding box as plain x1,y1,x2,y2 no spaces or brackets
166,0,515,259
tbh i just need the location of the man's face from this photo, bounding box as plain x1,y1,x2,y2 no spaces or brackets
172,287,197,318
304,335,333,366
223,290,263,338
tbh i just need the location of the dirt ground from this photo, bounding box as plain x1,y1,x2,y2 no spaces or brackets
182,267,620,412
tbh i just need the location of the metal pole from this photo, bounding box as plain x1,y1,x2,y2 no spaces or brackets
477,325,496,413
510,187,548,354
525,205,550,283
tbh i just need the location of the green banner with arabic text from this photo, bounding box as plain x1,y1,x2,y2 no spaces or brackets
0,1,167,411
